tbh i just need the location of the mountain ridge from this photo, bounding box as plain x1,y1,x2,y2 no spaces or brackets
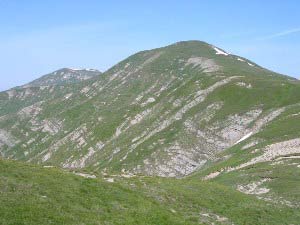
1,41,299,171
0,40,299,224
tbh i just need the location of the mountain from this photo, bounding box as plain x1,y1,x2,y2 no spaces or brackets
24,68,101,87
0,67,101,129
0,40,299,224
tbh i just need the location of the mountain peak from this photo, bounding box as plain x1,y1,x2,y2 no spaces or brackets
167,40,218,50
1,41,300,219
24,68,101,87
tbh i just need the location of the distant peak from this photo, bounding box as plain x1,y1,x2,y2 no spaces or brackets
67,68,100,72
23,67,101,87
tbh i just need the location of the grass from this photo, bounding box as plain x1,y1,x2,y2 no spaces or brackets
1,159,300,225
0,159,185,225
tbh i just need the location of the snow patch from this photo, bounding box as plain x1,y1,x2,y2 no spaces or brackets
235,132,253,144
213,47,229,56
86,68,98,72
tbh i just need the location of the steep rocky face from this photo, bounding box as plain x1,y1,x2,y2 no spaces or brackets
0,41,299,179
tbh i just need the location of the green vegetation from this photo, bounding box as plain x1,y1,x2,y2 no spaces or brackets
1,159,299,225
0,41,299,224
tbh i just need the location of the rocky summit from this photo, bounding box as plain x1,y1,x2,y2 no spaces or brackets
0,41,299,224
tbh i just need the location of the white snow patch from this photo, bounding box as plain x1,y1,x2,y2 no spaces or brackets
86,68,98,72
69,68,98,71
70,68,80,70
213,47,229,56
235,132,253,145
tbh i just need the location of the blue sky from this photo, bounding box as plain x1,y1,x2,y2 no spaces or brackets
0,0,299,91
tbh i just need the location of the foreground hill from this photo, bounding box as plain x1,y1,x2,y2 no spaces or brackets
0,41,299,221
1,158,299,225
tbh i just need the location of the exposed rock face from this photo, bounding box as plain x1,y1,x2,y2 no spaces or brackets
0,40,299,179
185,57,220,73
235,138,300,170
204,137,300,180
237,179,270,195
6,88,36,100
0,129,18,148
18,102,43,118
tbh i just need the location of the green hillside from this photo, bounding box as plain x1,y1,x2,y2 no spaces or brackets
1,159,299,225
0,41,299,224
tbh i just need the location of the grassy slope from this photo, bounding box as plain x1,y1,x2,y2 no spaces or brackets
0,159,184,225
0,159,299,225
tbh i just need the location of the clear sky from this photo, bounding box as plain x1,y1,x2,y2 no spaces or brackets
0,0,299,91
